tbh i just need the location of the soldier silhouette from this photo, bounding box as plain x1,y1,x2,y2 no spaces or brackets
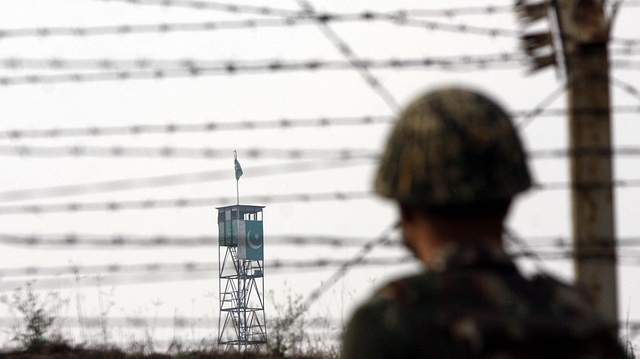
341,87,629,359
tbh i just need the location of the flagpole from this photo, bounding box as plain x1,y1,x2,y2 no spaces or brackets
234,150,240,205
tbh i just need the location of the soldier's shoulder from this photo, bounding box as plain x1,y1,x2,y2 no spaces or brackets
346,272,436,334
373,272,438,304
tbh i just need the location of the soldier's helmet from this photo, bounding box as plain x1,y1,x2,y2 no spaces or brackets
374,87,531,208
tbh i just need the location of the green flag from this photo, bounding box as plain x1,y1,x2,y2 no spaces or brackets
234,158,243,180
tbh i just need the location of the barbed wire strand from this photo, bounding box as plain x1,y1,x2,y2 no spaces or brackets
0,256,410,278
504,227,554,276
0,115,394,140
300,221,399,312
6,250,640,280
3,105,640,141
0,53,525,71
0,190,375,215
5,253,640,292
6,144,640,161
85,1,640,17
0,145,378,161
516,81,567,129
0,232,402,248
0,316,339,329
610,75,640,103
4,231,640,250
612,37,640,47
296,0,400,112
0,159,373,204
4,178,640,216
87,1,517,17
0,16,372,39
611,46,640,56
85,0,300,17
0,56,526,87
0,15,521,41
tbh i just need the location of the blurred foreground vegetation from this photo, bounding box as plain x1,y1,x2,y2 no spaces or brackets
0,284,339,359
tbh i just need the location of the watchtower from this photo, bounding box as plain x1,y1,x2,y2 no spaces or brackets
217,204,267,351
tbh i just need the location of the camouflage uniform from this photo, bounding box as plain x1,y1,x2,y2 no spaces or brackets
341,87,629,358
342,242,628,359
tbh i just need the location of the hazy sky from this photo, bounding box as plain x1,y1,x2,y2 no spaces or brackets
0,0,639,348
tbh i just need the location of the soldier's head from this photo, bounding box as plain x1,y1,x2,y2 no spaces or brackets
375,87,531,249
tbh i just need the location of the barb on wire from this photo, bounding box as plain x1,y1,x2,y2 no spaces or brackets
0,145,378,161
611,46,640,56
0,55,527,87
516,81,567,129
0,232,401,248
533,179,640,191
612,37,640,47
388,16,520,38
0,159,373,204
397,4,514,17
0,190,375,216
296,0,400,112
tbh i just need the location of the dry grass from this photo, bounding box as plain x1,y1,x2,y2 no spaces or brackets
0,341,336,359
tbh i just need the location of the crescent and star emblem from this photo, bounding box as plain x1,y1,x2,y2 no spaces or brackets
246,229,262,250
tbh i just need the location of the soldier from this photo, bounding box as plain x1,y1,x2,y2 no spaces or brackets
341,87,629,359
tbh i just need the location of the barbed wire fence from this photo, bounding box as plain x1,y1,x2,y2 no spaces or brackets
0,0,639,350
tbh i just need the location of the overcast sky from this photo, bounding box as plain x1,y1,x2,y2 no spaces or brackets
0,0,639,349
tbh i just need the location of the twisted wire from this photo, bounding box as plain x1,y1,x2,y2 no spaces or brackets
0,55,526,87
0,15,520,40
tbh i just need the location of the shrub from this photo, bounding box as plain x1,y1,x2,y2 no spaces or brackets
0,281,68,351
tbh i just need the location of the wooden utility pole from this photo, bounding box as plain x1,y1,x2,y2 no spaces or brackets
554,0,618,325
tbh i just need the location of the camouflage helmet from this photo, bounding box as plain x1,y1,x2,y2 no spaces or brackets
374,87,531,208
